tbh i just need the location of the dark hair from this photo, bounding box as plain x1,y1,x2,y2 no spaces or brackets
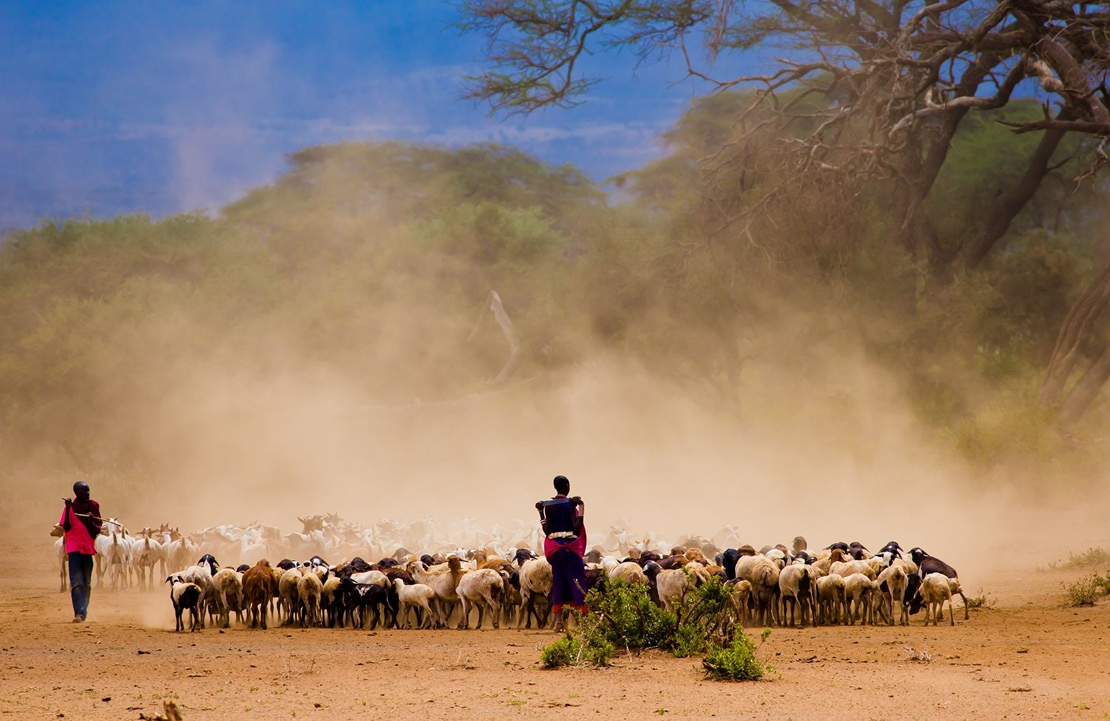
553,475,570,495
73,481,90,495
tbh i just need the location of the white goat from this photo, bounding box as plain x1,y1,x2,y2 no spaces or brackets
778,563,818,627
518,557,553,629
843,572,877,625
608,561,647,585
654,568,689,615
393,578,437,629
876,563,909,626
456,568,503,629
297,570,324,627
211,568,244,628
816,574,847,625
131,530,163,591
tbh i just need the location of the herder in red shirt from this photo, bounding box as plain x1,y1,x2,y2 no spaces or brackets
59,481,102,622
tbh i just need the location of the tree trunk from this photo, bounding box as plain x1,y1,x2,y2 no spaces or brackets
1039,260,1110,407
1057,343,1110,427
898,53,1001,267
959,112,1072,270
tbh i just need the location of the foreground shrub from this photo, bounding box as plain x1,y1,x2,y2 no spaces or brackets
539,576,769,680
702,629,771,681
540,636,580,668
1062,573,1110,607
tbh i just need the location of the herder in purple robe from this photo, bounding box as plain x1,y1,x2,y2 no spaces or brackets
536,475,587,632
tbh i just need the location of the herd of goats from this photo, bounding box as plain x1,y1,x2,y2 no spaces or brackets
52,514,970,633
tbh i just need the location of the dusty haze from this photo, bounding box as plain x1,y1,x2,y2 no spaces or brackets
10,310,1109,580
5,144,1108,581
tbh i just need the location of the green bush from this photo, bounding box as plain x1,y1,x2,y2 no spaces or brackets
538,575,769,680
1051,547,1110,569
1062,573,1110,607
702,629,771,681
582,579,677,653
540,635,581,669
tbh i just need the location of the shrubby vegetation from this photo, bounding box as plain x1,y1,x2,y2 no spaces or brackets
2,91,1109,489
538,578,771,681
1062,573,1110,607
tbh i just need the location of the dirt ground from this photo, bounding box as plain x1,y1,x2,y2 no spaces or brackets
5,545,1110,721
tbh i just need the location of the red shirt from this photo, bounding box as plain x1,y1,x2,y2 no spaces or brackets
59,505,98,555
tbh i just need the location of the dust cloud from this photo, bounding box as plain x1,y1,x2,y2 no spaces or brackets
12,312,1108,582
6,151,1108,582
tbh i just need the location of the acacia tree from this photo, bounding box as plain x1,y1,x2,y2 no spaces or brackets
459,0,1110,422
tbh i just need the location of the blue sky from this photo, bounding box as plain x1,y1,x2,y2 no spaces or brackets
1,1,759,232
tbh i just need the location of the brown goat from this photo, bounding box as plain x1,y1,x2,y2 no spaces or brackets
243,559,279,630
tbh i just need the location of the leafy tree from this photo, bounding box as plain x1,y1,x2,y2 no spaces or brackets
458,0,1110,423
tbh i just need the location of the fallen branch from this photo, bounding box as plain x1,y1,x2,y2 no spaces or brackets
467,290,522,385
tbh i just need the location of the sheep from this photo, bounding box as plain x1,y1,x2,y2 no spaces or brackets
168,580,202,632
813,548,849,576
843,572,878,625
830,559,877,580
764,548,787,568
408,556,467,628
685,561,711,587
684,547,709,566
472,549,509,570
720,549,741,579
909,548,969,620
735,556,780,627
879,541,903,559
165,564,215,629
349,569,389,588
725,578,753,628
778,563,817,627
876,563,909,626
322,576,343,627
517,557,553,629
211,568,244,628
456,568,504,629
916,572,957,626
393,578,437,629
608,561,647,585
816,574,847,625
197,554,220,576
648,566,690,615
512,548,537,567
346,569,397,627
297,570,324,627
278,567,304,626
352,581,393,629
500,568,523,628
241,560,277,630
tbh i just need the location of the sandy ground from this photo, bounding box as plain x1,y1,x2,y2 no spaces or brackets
4,544,1110,721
